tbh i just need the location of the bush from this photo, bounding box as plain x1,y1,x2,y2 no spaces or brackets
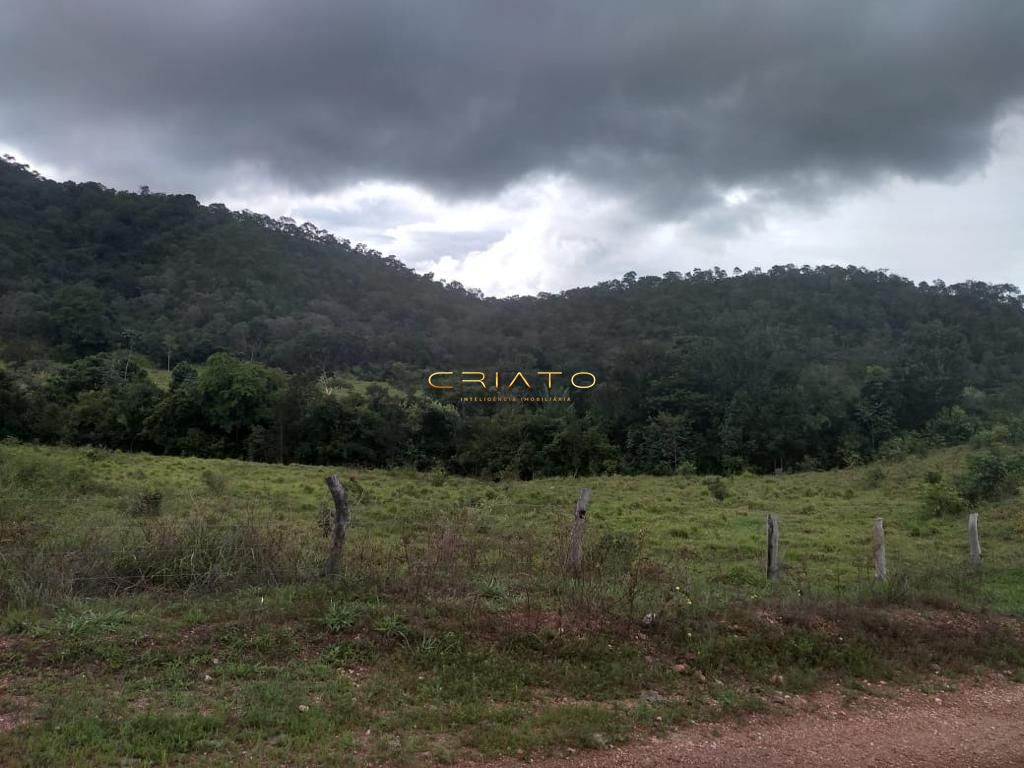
924,406,975,446
878,433,929,462
82,446,112,461
1008,417,1024,445
591,531,641,574
972,424,1011,448
921,484,967,517
200,469,229,495
864,466,886,489
674,460,697,477
956,450,1021,505
704,476,728,501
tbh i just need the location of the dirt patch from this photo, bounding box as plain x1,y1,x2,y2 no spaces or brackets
472,607,613,642
477,678,1024,768
879,606,1024,639
0,677,33,733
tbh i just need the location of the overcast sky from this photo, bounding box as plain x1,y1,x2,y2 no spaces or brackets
2,1,1023,297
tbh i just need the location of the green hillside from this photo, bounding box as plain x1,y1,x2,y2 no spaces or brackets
3,156,1024,477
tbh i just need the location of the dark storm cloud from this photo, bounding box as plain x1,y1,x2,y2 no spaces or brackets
2,0,1023,216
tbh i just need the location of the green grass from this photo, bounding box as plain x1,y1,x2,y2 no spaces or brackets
1,441,1023,766
1,441,1020,609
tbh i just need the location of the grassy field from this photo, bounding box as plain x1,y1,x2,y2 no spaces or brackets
1,441,1023,766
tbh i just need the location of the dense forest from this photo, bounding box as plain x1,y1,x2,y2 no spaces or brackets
3,155,1024,477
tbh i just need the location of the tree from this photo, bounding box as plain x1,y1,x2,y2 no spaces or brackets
49,285,113,355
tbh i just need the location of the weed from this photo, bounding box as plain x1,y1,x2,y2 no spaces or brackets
323,600,359,632
374,614,412,642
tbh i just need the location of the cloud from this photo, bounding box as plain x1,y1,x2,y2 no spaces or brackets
2,1,1024,295
3,2,1023,204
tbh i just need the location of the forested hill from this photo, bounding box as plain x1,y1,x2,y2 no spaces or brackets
0,155,482,369
3,155,1024,476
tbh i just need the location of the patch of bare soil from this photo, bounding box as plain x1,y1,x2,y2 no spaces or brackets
0,677,32,733
481,679,1024,768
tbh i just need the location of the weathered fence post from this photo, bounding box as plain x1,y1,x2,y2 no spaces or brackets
968,512,982,568
323,475,349,577
873,517,887,581
567,488,591,576
766,513,780,580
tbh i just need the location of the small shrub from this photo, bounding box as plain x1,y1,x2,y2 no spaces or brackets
674,461,697,477
864,466,886,489
82,447,112,462
921,484,967,517
122,488,162,517
1008,417,1024,445
201,469,228,495
704,476,728,501
1,610,34,634
956,450,1021,505
972,424,1011,448
591,531,641,574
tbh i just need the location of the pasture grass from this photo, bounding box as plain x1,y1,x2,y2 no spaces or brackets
1,441,1023,765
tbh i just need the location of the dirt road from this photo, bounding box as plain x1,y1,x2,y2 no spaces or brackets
487,680,1024,768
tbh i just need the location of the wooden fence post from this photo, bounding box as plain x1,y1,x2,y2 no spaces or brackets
968,512,982,568
766,513,780,580
323,475,349,577
567,488,591,576
873,517,887,581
